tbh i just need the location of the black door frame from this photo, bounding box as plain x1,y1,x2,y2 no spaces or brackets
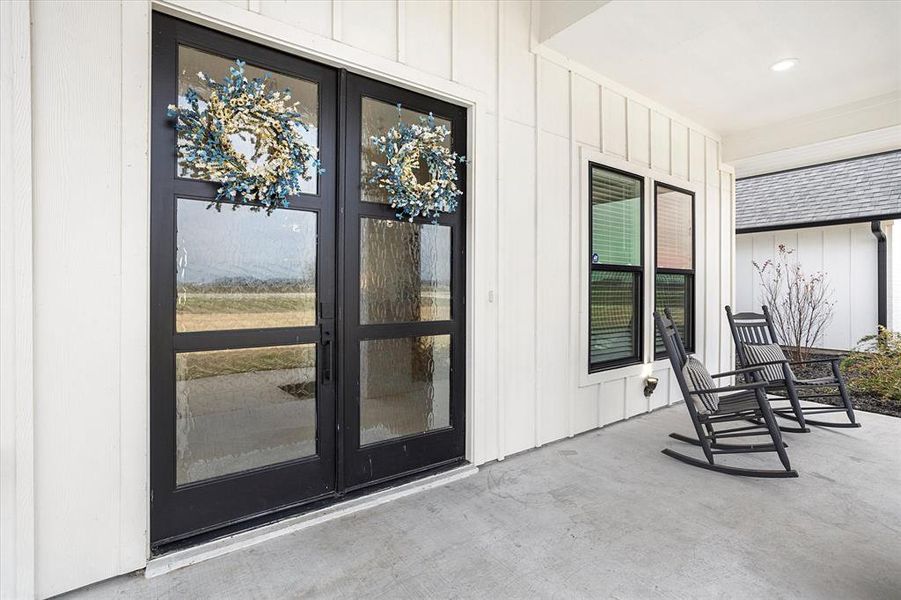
340,74,467,491
150,13,467,550
150,14,340,546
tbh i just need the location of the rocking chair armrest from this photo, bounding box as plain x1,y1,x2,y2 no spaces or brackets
688,381,768,395
741,358,791,369
711,365,769,378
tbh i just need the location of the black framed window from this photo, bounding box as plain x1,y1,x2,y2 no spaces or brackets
589,164,644,371
654,183,695,356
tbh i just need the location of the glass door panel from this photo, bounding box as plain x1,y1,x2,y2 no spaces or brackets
175,343,317,485
151,14,337,547
176,199,318,332
359,218,451,324
360,335,451,445
342,74,466,490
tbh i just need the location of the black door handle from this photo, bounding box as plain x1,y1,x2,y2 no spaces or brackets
321,329,333,385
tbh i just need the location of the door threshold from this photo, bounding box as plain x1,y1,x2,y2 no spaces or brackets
144,463,478,578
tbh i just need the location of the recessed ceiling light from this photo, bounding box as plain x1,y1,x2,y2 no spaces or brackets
770,58,799,72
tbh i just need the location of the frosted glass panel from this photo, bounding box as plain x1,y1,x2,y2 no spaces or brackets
360,218,451,323
591,166,641,267
176,344,316,485
360,335,451,446
177,45,320,194
360,97,451,205
656,186,693,270
176,198,317,332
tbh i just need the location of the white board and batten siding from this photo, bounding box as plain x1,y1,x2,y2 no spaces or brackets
3,1,735,596
736,221,893,351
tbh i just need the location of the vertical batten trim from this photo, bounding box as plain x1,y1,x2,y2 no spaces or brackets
533,52,540,447
396,0,406,63
598,84,604,154
331,0,342,41
119,0,151,570
495,0,505,460
567,69,577,437
247,0,261,13
450,0,458,82
0,1,35,596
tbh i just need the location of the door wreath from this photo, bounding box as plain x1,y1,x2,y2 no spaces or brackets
369,107,466,222
167,59,322,214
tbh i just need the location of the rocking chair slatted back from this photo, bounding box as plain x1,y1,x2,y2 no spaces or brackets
725,306,780,368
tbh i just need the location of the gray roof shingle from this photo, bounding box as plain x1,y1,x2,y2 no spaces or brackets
735,151,901,231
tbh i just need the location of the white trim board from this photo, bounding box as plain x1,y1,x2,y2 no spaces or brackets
144,464,478,578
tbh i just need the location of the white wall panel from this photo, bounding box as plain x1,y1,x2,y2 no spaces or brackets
649,366,671,410
538,58,569,137
599,379,626,426
850,224,879,347
718,171,733,371
572,74,600,148
704,183,722,374
340,0,397,59
571,386,599,434
498,119,536,455
536,131,571,444
31,3,124,596
404,0,452,78
453,0,497,109
650,111,670,173
624,374,648,418
671,122,689,179
689,129,705,184
499,0,535,126
601,88,627,157
822,226,852,349
258,0,332,37
736,223,879,350
472,112,500,464
627,100,650,166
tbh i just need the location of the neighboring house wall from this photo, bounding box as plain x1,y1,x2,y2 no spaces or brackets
3,1,734,597
736,222,888,350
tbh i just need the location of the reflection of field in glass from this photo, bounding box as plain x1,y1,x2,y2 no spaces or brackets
176,344,317,484
176,289,316,331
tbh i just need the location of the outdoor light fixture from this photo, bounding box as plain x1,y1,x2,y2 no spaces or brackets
770,58,799,72
644,376,659,398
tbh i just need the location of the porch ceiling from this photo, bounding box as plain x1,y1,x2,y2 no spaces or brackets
543,1,901,138
67,404,901,599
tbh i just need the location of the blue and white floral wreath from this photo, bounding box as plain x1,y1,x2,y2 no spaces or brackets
167,59,321,214
369,108,465,222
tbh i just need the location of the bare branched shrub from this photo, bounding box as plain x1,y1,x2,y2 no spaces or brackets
753,244,835,361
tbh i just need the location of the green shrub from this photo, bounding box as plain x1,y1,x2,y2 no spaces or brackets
841,327,901,404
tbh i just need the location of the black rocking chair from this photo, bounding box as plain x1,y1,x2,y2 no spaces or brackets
655,309,798,478
725,305,859,429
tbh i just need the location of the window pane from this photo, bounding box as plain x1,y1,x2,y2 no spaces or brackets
591,166,641,267
176,344,317,485
656,186,693,270
361,97,452,205
360,335,451,446
176,199,317,332
177,46,320,194
656,273,691,354
590,271,638,365
360,218,451,324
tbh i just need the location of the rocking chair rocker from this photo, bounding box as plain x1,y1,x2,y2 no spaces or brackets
655,309,798,478
725,305,859,429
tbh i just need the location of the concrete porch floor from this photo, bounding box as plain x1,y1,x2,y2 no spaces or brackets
68,404,901,599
